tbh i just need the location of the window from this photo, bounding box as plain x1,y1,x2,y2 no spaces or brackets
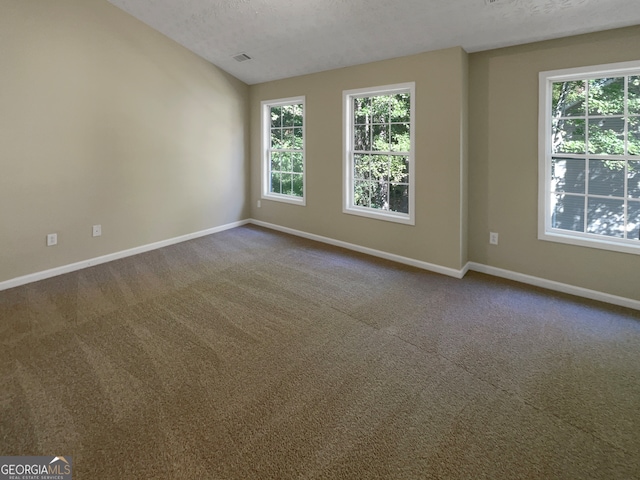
343,83,415,224
539,61,640,254
262,96,305,205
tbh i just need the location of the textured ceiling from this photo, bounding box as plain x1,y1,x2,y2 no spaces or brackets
106,0,640,84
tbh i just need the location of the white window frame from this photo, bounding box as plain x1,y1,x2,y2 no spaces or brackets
343,82,416,225
538,60,640,255
261,96,306,205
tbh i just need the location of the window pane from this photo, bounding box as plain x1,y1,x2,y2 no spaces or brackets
629,116,640,156
552,194,584,232
354,180,372,207
391,93,411,123
628,76,640,115
264,98,304,202
390,124,410,152
629,161,640,198
543,72,640,250
270,128,283,149
281,173,293,195
346,85,413,222
271,172,282,194
390,156,408,183
282,105,295,127
552,119,585,154
292,152,303,173
280,152,292,172
270,106,282,128
293,127,303,149
588,160,625,197
551,158,585,194
354,125,370,150
588,117,624,155
270,152,281,172
282,128,294,148
354,154,370,180
628,201,640,240
372,124,389,151
588,77,624,116
370,181,387,209
587,197,625,238
293,104,303,126
371,95,390,123
292,173,303,197
354,97,371,124
552,80,585,117
389,184,409,214
371,155,389,182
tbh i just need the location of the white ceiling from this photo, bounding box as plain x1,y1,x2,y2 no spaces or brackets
106,0,640,85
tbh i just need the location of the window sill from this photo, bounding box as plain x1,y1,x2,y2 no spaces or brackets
343,206,414,225
539,230,640,255
262,193,306,206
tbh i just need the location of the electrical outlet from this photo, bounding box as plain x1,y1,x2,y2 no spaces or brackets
489,232,499,245
92,225,102,237
257,200,261,208
47,233,57,246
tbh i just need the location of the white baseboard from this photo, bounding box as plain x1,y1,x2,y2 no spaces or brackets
249,219,468,279
0,219,250,292
3,218,638,311
467,262,640,311
250,220,639,311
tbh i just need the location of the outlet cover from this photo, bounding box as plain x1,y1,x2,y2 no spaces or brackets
47,233,57,246
489,232,499,245
92,225,102,237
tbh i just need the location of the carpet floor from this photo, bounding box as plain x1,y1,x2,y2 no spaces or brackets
1,225,639,479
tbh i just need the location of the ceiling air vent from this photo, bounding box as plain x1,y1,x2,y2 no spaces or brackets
232,53,252,62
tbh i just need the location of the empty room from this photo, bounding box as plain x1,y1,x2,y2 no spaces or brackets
2,0,640,478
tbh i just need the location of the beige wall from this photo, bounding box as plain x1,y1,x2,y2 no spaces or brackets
250,48,469,271
469,26,640,301
0,0,249,283
3,0,637,303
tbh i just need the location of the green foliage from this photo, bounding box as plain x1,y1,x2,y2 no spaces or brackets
352,93,410,213
551,76,640,240
270,104,303,150
271,104,303,128
353,154,409,212
270,170,303,196
354,155,408,183
588,120,624,155
354,93,410,124
269,103,304,197
629,116,640,155
588,78,624,115
552,80,585,117
629,76,640,114
553,119,585,154
553,76,640,157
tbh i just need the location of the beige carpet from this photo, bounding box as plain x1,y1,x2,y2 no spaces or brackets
1,225,639,479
